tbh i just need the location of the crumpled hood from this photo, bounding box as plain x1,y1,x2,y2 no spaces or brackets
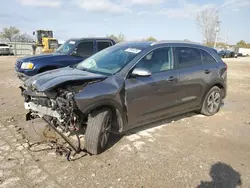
18,53,66,62
24,67,107,92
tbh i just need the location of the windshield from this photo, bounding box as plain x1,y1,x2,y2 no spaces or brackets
76,46,142,75
55,40,76,54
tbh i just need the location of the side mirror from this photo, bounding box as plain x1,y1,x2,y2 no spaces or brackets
70,50,78,56
131,68,151,77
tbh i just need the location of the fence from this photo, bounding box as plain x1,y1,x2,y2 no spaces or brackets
0,39,34,56
8,41,34,56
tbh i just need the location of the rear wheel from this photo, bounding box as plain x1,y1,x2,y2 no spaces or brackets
85,108,112,155
200,86,222,116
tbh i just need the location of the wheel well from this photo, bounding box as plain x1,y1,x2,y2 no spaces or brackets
214,83,225,98
39,66,57,73
89,105,124,133
201,83,225,107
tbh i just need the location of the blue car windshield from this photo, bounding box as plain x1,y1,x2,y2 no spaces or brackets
76,46,142,75
55,40,76,54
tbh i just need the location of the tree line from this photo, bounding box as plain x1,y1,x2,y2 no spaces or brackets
0,27,158,43
0,26,249,48
0,27,33,42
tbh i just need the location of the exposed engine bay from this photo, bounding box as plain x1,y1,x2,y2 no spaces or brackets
22,81,88,127
20,80,96,158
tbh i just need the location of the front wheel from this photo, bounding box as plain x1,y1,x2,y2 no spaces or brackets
200,86,222,116
85,108,112,155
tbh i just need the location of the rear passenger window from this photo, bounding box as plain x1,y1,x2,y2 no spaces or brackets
97,41,111,51
77,42,94,57
200,50,217,64
175,47,202,68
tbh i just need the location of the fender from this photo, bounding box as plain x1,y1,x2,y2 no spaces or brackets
38,65,60,73
76,99,128,133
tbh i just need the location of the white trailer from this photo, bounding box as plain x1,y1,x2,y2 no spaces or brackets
238,48,250,56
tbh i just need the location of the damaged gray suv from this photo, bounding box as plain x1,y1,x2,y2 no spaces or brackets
20,41,227,155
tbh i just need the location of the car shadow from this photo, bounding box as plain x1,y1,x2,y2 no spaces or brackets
24,112,201,157
197,162,242,188
127,111,198,134
106,111,199,151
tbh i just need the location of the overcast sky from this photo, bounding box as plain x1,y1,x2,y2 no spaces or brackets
1,0,250,44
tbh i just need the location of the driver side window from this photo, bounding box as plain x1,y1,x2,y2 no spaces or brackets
76,41,94,57
135,47,173,74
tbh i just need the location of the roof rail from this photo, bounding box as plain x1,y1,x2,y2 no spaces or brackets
151,40,202,46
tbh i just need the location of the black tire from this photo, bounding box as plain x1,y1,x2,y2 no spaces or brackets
85,108,112,155
200,86,222,116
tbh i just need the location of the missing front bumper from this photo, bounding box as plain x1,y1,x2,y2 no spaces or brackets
24,102,63,122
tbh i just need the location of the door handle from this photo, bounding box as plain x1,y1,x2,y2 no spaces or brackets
204,69,211,74
166,76,177,82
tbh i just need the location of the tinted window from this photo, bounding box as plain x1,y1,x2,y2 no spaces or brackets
135,47,173,74
201,50,217,64
97,41,111,51
77,42,94,57
0,44,8,47
176,47,201,68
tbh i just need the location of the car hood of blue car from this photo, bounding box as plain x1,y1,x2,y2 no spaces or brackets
24,67,107,92
18,53,69,62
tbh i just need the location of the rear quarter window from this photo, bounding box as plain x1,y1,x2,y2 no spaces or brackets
200,49,217,64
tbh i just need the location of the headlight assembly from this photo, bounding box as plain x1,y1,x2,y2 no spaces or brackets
21,62,34,69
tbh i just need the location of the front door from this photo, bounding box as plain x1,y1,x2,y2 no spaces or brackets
73,40,95,63
125,47,179,127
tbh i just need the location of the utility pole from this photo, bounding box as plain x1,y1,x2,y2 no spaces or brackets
214,21,221,48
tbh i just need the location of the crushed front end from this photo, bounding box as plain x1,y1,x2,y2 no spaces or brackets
21,84,87,130
20,80,90,157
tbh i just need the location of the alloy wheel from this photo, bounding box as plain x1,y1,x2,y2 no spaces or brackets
100,115,112,148
207,91,221,113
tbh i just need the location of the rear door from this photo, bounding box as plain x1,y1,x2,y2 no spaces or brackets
199,49,220,101
174,46,205,110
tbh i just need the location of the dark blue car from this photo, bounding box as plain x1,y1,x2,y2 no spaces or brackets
15,38,115,80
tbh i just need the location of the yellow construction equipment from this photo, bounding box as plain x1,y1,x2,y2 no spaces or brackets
32,30,59,55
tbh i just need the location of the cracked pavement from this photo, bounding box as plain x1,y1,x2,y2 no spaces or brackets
0,56,250,188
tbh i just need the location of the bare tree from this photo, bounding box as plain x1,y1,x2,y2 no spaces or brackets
12,33,34,42
196,8,220,46
0,26,20,41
